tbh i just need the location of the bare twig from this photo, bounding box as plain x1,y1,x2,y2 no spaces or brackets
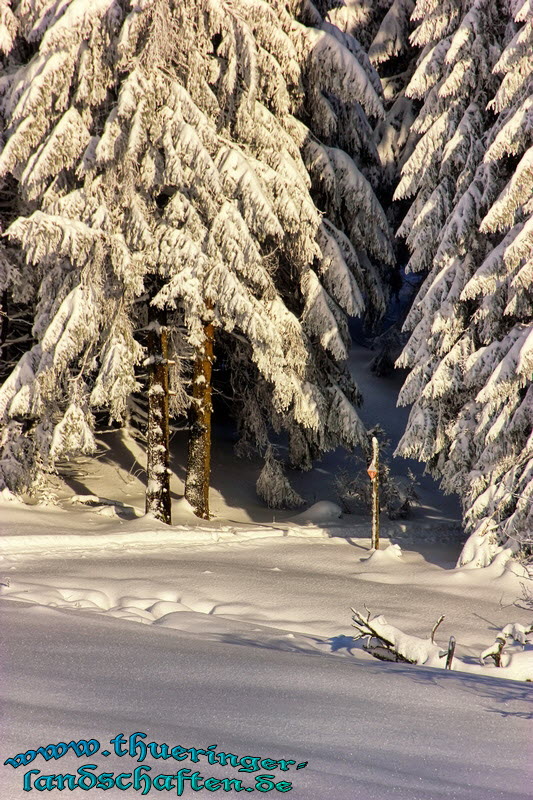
431,614,445,644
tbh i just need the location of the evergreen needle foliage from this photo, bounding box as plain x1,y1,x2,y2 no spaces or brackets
0,0,393,508
349,0,532,564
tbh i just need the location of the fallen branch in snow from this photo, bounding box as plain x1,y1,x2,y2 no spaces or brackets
351,607,533,676
480,622,533,668
351,607,447,665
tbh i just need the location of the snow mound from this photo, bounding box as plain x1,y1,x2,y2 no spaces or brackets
289,501,343,524
0,488,22,503
173,496,201,517
362,543,403,564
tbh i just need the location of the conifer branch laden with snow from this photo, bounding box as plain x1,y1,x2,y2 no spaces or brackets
393,0,533,564
351,607,448,665
0,0,394,517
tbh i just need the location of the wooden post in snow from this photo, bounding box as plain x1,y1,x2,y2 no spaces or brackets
445,636,456,670
145,305,171,525
367,435,380,550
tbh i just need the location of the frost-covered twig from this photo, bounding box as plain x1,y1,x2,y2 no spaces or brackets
517,582,533,610
431,614,445,644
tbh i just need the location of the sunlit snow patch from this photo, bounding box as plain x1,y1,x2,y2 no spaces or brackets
362,543,403,564
289,501,342,524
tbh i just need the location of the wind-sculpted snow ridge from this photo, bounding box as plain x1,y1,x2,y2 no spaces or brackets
1,595,530,799
0,484,531,684
1,536,531,682
0,518,330,558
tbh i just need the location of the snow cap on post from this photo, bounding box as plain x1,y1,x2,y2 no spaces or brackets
367,435,379,480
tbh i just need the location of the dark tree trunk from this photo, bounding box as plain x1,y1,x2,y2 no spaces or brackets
185,312,214,519
145,305,171,524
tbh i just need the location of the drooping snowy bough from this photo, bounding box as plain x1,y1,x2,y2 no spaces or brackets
336,0,420,191
351,607,448,666
352,607,533,678
0,1,394,519
393,0,533,565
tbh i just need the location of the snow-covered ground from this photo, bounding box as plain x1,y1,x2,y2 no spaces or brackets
1,345,531,799
1,513,532,799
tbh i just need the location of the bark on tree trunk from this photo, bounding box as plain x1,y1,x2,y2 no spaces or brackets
145,305,172,524
185,311,214,520
1,291,7,344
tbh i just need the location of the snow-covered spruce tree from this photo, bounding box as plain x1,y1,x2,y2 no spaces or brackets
394,0,509,274
0,2,18,243
394,0,533,565
0,2,41,494
0,0,393,520
328,0,421,380
0,4,19,379
330,0,419,190
369,0,420,194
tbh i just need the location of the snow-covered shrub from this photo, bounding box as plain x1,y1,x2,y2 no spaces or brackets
256,448,304,510
335,428,419,518
352,606,533,680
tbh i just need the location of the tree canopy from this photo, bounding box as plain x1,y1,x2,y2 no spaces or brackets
0,0,393,507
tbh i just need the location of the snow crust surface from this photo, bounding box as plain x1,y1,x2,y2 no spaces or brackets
1,497,532,799
0,346,531,799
